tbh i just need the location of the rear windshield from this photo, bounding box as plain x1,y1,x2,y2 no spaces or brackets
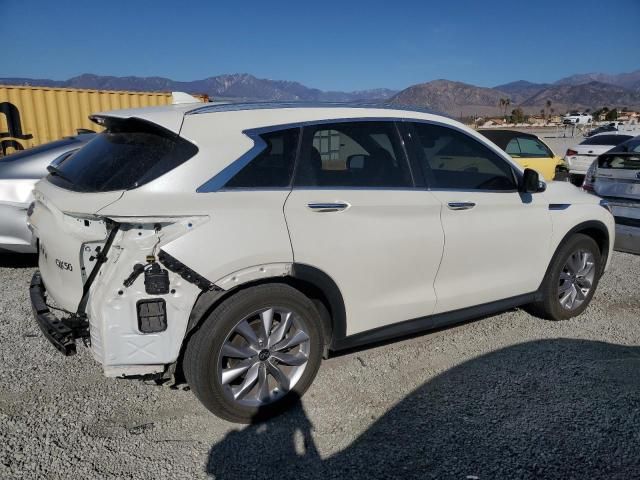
580,135,633,146
598,154,640,170
608,137,640,154
47,118,198,192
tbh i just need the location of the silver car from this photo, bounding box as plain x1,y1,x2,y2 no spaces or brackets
0,133,94,253
583,135,640,254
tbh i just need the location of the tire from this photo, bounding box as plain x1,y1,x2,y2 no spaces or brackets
184,283,324,423
528,233,602,321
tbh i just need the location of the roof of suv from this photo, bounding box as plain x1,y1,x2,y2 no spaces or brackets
92,101,444,134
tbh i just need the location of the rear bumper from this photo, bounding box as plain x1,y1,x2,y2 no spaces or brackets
29,271,88,356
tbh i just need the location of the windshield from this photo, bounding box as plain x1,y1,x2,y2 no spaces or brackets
47,118,198,192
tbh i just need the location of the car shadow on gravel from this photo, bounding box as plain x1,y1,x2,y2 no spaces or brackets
0,252,37,268
206,339,640,479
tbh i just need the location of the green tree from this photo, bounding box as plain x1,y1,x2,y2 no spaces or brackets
605,109,618,121
510,107,526,124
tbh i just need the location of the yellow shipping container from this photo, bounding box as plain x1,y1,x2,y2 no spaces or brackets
0,85,206,155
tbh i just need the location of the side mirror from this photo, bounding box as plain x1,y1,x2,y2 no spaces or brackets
520,168,546,193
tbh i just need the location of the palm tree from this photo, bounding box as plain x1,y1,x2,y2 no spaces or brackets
499,98,511,120
545,100,552,119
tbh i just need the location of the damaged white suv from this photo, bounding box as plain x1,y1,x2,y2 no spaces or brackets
29,102,615,423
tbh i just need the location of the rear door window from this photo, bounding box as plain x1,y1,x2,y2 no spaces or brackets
294,121,413,188
47,118,198,192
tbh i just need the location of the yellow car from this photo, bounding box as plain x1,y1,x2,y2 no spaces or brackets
479,129,567,181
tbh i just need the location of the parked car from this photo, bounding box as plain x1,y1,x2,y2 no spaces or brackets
583,135,640,254
0,132,95,253
28,102,614,423
564,133,634,184
479,129,566,181
585,123,618,137
563,113,593,125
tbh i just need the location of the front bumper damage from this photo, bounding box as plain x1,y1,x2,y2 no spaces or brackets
29,271,88,356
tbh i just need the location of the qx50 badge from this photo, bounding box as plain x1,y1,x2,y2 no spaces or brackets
55,259,73,271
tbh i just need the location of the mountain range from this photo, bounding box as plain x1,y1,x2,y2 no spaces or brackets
2,70,639,117
0,73,397,103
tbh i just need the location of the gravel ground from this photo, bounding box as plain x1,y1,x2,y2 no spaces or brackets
1,252,639,479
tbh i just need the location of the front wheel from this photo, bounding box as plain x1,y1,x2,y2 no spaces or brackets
528,233,602,320
183,283,324,423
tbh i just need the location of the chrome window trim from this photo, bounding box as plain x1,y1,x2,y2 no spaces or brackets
428,188,521,194
196,117,522,193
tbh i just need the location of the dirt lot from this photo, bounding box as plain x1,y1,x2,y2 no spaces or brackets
1,251,639,479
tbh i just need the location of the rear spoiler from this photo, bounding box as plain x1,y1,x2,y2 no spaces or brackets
171,92,201,105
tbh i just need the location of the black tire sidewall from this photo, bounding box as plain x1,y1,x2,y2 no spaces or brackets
184,283,324,423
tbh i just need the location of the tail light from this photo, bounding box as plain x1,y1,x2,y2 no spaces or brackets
582,162,597,193
566,149,578,156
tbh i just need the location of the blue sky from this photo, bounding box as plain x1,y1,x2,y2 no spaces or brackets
2,0,638,91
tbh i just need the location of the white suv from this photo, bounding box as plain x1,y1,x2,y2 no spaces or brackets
29,102,615,423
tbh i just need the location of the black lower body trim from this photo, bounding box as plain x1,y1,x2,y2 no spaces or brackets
615,216,640,228
158,250,217,291
30,271,86,356
331,292,539,352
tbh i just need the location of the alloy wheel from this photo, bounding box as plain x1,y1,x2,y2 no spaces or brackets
217,307,311,407
557,249,596,311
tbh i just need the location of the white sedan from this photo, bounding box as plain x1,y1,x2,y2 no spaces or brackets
564,133,633,181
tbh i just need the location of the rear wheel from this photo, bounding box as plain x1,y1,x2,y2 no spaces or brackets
528,233,602,320
184,283,323,423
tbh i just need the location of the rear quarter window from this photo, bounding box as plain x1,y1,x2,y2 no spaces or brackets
47,118,198,192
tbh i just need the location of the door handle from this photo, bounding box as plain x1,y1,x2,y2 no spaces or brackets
447,201,476,211
307,202,350,213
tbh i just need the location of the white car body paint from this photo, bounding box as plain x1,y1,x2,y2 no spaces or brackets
28,103,615,377
284,189,444,335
